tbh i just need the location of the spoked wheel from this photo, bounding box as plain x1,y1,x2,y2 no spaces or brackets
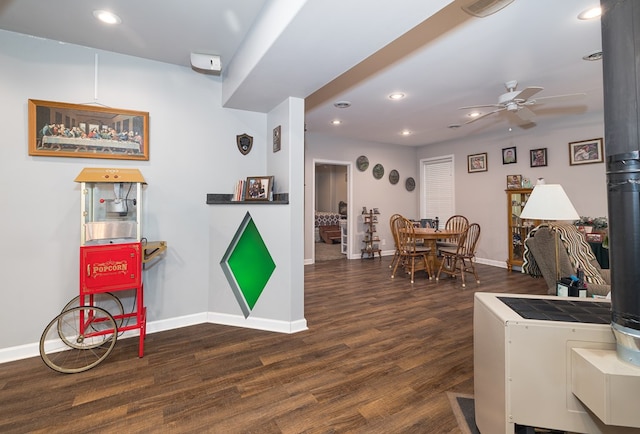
40,306,117,373
62,292,125,329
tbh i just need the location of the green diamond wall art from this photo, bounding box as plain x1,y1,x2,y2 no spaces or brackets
221,212,276,318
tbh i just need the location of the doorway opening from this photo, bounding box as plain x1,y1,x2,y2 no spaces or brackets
312,160,352,263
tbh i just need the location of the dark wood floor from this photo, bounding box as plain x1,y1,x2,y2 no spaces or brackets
0,258,547,433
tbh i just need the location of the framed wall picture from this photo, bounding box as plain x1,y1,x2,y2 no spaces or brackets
502,146,517,164
28,99,149,160
530,148,547,167
244,176,274,201
468,152,488,173
273,125,281,153
507,174,522,189
569,138,604,165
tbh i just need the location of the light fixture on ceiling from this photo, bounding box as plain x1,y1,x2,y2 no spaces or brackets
583,50,603,61
389,92,405,100
468,111,481,118
461,0,514,18
400,130,412,136
448,124,461,129
93,10,121,24
578,6,602,20
331,119,342,125
333,101,351,109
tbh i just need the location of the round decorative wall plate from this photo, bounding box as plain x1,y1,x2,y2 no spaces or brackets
372,163,384,179
356,155,369,171
389,169,399,185
405,177,416,191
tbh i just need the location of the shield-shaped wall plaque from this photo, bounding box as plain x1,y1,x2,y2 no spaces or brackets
236,133,253,155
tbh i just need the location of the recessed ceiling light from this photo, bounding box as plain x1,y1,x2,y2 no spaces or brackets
448,124,461,129
333,101,351,109
331,119,342,125
583,50,603,61
93,10,121,24
389,93,405,100
400,130,412,136
578,6,601,20
468,112,481,118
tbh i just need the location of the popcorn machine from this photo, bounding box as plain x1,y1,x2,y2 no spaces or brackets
39,168,166,373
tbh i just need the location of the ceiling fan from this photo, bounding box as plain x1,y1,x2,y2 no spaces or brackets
459,80,585,125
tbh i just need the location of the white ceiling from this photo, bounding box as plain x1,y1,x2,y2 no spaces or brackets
0,0,604,147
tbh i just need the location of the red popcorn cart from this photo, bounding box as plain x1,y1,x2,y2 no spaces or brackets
40,168,166,373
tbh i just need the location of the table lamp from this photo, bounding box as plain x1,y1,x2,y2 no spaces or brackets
520,183,579,281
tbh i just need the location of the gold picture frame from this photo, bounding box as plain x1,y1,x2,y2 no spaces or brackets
28,99,149,160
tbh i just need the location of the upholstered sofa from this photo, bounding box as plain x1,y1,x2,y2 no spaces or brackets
523,224,610,297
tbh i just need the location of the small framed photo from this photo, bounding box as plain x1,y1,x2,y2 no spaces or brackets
468,152,488,173
502,146,517,164
244,176,274,201
273,125,281,153
569,138,604,166
507,174,522,189
530,148,548,167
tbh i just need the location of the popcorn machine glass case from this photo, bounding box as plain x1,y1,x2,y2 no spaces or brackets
75,167,145,245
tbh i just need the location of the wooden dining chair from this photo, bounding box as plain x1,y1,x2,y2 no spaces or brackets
391,216,433,283
436,215,469,250
436,223,481,288
389,214,403,270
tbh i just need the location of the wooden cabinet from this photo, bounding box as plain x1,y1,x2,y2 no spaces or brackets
361,209,381,259
506,189,538,270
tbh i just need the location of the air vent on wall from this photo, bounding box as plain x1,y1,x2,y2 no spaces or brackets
461,0,514,18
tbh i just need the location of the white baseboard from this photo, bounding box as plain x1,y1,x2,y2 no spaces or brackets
0,312,307,365
208,313,308,333
475,257,507,268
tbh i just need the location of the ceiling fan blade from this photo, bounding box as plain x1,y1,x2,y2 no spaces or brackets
527,92,586,104
515,106,536,122
513,86,543,101
464,107,505,124
459,104,502,110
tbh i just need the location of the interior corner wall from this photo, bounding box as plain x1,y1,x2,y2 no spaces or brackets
304,133,420,261
0,29,270,355
415,119,607,267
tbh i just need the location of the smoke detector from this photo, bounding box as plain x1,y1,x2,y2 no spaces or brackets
190,52,221,74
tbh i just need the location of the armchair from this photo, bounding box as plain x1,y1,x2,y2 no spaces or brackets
523,224,610,297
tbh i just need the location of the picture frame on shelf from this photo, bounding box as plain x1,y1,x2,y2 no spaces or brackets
244,176,274,201
28,99,149,160
507,174,522,189
569,138,604,165
530,148,547,167
468,152,488,173
502,146,517,164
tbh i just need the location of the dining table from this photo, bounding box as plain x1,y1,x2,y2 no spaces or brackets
399,227,463,275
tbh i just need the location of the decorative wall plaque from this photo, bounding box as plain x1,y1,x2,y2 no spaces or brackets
237,133,253,155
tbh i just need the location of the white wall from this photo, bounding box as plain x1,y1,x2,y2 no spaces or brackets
0,29,305,356
305,133,420,260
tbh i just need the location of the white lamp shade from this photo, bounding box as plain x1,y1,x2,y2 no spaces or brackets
520,184,579,221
